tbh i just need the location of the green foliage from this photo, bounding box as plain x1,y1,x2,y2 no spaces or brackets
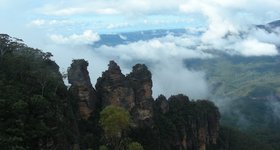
154,115,177,150
100,105,131,150
0,34,74,149
77,116,102,150
100,105,131,138
185,56,280,149
128,142,144,150
185,56,280,99
150,95,220,150
99,145,109,150
247,128,280,150
210,126,273,150
129,126,160,150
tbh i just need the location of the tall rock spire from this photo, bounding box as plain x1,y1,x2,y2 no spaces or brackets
96,61,135,111
127,64,154,126
95,62,155,127
68,59,97,119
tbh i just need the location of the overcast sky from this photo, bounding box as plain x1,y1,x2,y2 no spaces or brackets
1,0,280,99
1,0,280,36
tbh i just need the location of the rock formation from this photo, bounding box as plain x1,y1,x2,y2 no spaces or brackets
154,95,169,114
68,59,220,150
154,94,220,150
127,64,154,126
68,59,98,119
96,61,154,127
96,61,135,111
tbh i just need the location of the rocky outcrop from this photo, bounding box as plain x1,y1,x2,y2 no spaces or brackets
96,61,135,111
68,60,220,150
68,59,98,119
155,95,169,114
154,94,220,150
127,64,154,126
96,61,154,127
193,101,219,150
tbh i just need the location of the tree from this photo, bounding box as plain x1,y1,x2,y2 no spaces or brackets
0,34,73,150
128,142,144,150
0,34,25,58
99,105,131,150
99,145,109,150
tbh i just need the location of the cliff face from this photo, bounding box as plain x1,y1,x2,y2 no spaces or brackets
95,61,135,111
155,94,220,150
155,94,169,114
127,64,154,126
68,59,98,119
96,61,154,127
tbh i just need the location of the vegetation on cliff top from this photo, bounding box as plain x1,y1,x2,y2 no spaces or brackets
0,34,75,149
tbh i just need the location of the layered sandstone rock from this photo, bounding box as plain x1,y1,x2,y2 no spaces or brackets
155,94,220,150
154,95,169,114
96,61,135,111
127,64,154,126
96,61,154,127
68,59,97,119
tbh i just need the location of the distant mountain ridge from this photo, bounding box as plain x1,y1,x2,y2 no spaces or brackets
268,20,280,28
93,28,201,47
256,20,280,32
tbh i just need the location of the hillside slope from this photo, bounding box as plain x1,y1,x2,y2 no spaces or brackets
185,55,280,149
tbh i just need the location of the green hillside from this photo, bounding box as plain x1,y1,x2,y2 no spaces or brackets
186,56,280,98
0,34,76,149
185,55,280,149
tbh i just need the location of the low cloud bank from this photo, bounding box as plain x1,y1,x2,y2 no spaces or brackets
43,24,280,100
94,35,211,99
49,30,100,45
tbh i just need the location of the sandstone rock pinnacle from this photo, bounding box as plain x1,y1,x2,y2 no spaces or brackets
68,59,98,119
96,61,135,111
